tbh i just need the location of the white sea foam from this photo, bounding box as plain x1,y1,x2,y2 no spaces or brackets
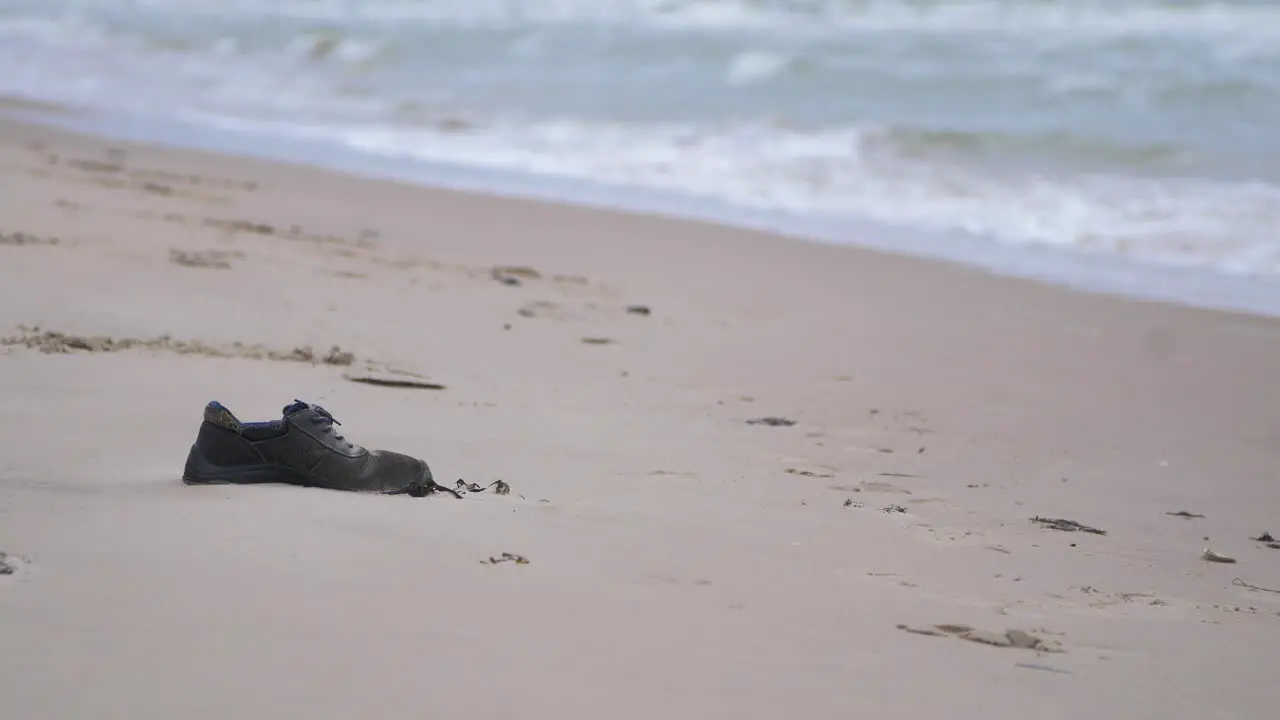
92,0,1280,41
726,51,792,85
166,111,1280,280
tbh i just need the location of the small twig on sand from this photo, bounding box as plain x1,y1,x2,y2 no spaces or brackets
1233,578,1280,594
1031,517,1106,535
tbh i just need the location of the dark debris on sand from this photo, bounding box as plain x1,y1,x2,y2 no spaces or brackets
747,416,796,427
482,552,529,565
0,230,60,246
491,265,541,286
1249,532,1280,549
456,479,511,496
395,478,512,500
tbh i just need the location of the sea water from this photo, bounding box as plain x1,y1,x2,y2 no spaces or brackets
3,0,1279,314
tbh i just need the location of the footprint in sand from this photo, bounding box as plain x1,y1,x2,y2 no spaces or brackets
779,457,838,479
830,480,912,495
896,623,1064,653
785,467,835,479
646,470,699,479
169,248,241,269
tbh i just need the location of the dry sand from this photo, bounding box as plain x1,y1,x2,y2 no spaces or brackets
2,116,1279,719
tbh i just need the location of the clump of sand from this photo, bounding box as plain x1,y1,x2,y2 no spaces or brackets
2,325,355,365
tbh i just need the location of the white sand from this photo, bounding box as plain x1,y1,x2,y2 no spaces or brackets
3,117,1280,719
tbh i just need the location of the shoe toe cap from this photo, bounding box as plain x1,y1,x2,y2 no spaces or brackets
368,450,434,494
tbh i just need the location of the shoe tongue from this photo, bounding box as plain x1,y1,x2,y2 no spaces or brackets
282,400,314,417
282,400,340,427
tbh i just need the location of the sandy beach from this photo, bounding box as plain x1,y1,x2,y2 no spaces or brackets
2,115,1280,718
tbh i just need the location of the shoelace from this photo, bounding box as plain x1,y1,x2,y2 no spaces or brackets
285,400,351,447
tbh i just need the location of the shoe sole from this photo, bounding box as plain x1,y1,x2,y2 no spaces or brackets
181,443,438,495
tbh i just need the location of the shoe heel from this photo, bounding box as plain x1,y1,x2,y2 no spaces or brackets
182,444,283,486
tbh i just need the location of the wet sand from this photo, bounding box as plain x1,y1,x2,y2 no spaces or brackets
2,116,1279,719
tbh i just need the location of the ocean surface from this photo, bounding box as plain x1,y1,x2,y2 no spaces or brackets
3,0,1280,313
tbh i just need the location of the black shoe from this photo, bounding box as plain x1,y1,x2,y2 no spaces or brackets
182,400,455,497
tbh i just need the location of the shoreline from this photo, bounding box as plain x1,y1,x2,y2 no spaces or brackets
6,98,1280,320
3,110,1280,718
